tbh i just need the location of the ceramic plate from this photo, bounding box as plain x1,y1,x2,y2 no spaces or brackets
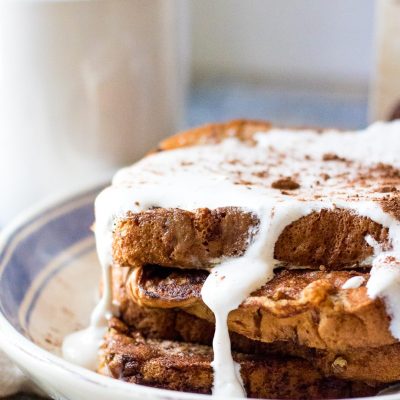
0,186,399,400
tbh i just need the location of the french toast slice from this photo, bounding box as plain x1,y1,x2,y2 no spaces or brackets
109,120,399,271
96,120,400,398
125,265,395,351
113,208,389,270
99,317,385,399
111,267,400,383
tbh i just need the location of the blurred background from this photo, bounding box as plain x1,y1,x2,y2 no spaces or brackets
189,0,374,128
0,0,399,224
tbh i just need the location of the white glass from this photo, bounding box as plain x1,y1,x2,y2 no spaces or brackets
0,0,188,224
370,0,400,121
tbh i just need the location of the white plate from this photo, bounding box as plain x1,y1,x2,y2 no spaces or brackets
0,186,398,400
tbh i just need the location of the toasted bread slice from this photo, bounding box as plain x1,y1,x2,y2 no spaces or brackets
125,265,395,351
113,208,389,270
99,317,385,399
111,267,400,383
110,120,399,271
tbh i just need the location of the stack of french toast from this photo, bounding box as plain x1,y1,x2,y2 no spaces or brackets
97,120,400,399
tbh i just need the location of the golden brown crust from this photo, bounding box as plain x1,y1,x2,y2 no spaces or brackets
274,209,389,268
100,317,384,399
111,119,398,271
113,207,259,269
101,119,400,397
155,119,272,151
113,208,389,270
126,265,395,350
381,195,400,221
121,302,400,383
110,267,400,383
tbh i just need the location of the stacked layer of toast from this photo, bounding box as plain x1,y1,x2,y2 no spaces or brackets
99,268,389,399
98,120,400,399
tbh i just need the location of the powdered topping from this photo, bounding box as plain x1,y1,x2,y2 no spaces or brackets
322,153,347,162
108,122,400,204
62,120,400,397
368,252,400,338
271,177,300,190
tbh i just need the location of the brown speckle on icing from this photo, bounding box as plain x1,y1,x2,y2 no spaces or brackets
378,186,398,193
322,153,347,162
234,180,254,186
252,171,268,178
320,173,330,181
271,177,300,190
370,163,400,179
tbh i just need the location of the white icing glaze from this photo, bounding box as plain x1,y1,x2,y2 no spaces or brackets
61,263,115,370
62,325,106,370
342,276,365,289
368,253,400,338
62,120,400,395
201,202,313,396
62,236,116,369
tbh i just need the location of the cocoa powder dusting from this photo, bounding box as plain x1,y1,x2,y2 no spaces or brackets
378,186,398,193
321,173,330,181
252,171,268,178
381,196,400,221
271,177,300,190
371,163,400,179
322,153,347,162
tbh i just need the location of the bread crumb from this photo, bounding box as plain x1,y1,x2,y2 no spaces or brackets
332,357,348,369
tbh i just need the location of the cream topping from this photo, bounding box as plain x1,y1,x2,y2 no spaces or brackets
368,253,400,338
342,276,365,289
63,121,400,395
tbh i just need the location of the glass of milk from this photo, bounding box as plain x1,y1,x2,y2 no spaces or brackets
0,0,188,224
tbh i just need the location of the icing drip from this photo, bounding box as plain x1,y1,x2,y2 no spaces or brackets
201,202,314,395
368,253,400,338
62,197,118,369
342,276,365,289
61,325,106,370
61,260,114,370
61,121,400,395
